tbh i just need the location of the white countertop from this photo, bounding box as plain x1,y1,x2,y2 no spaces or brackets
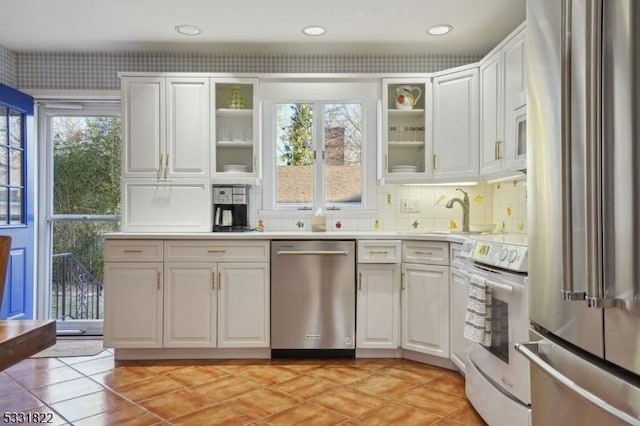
102,230,483,244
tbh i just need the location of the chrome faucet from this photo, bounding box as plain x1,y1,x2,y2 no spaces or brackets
445,188,470,232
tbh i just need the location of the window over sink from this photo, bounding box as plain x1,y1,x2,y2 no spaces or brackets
261,79,378,214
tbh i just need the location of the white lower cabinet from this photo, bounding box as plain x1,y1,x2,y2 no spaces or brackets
401,262,450,357
104,239,269,350
450,266,472,373
164,262,218,348
356,263,401,349
217,263,270,348
104,262,164,348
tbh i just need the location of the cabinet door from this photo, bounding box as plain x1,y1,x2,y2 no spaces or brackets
166,78,210,178
479,52,504,175
357,264,400,349
121,77,165,178
401,263,450,357
103,262,163,348
211,78,260,182
433,68,479,179
217,262,270,348
381,78,432,181
122,179,211,232
450,267,472,373
503,29,527,170
164,262,217,348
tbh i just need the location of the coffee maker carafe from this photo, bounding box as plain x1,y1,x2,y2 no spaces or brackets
212,185,249,232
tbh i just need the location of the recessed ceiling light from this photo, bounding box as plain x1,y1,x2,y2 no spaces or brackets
302,25,326,36
175,24,202,36
427,24,453,36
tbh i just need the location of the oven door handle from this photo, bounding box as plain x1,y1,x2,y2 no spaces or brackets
485,279,513,294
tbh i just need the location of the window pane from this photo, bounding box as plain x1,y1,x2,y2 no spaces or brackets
0,107,7,145
9,110,22,148
9,187,22,224
0,187,7,225
53,116,121,215
0,147,7,184
325,103,362,206
9,149,22,186
51,220,120,320
275,103,314,205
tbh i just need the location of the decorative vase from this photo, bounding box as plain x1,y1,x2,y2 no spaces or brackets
228,86,246,109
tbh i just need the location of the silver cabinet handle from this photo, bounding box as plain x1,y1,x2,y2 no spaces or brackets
157,272,161,290
515,342,640,426
218,271,222,290
123,249,143,253
369,250,389,255
401,272,406,290
208,249,226,254
433,154,438,170
212,271,216,290
358,272,362,291
415,251,433,256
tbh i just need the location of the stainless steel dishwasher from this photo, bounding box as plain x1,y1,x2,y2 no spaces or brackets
271,240,356,358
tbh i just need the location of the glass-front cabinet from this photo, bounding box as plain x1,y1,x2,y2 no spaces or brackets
211,78,260,182
381,78,432,182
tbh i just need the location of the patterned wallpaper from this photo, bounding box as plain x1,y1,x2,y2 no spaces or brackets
12,51,481,91
0,45,17,87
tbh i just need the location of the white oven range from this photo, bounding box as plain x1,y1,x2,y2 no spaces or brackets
459,234,531,426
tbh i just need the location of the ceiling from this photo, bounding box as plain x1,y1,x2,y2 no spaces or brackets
0,0,525,55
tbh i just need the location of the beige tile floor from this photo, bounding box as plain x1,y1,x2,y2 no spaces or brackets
0,349,486,425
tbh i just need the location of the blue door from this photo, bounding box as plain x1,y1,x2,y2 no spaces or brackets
0,84,35,319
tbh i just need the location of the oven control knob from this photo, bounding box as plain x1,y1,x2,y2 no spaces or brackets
508,249,519,263
500,248,509,261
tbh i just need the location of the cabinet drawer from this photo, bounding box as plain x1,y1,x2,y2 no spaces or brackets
164,240,269,262
402,241,449,265
357,240,401,263
104,240,163,262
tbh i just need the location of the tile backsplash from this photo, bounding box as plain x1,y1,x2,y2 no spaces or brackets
253,178,527,234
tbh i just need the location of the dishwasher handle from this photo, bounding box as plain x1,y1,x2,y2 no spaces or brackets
276,250,350,256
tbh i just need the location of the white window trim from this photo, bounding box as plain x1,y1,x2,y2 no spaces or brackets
260,78,379,216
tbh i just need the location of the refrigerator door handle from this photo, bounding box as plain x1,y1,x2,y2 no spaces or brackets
560,0,585,303
515,341,640,425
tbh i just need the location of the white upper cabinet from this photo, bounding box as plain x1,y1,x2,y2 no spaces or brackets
211,78,260,183
381,78,432,182
121,76,210,179
166,77,210,178
122,77,165,178
432,67,480,180
503,27,527,171
480,51,505,175
479,24,527,177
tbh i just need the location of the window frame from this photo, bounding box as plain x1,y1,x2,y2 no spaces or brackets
36,97,121,334
260,79,379,215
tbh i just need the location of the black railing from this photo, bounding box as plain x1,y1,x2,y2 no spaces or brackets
51,253,103,320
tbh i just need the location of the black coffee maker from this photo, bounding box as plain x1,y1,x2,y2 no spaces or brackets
212,185,250,232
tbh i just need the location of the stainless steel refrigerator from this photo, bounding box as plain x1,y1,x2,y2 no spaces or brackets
517,0,640,424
